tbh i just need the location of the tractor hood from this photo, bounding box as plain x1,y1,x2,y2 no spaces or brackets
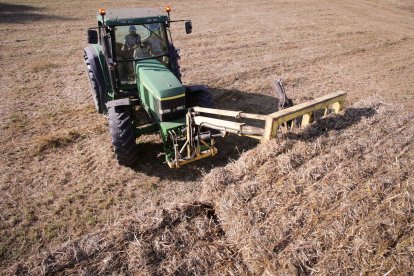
136,59,185,100
135,59,186,123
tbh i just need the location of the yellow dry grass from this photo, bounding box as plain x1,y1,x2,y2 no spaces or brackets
7,97,414,275
202,97,414,274
0,0,413,274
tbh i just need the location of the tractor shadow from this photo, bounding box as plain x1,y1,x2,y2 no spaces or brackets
0,3,72,24
131,88,279,180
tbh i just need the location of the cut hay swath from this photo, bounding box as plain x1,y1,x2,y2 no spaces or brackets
9,97,414,275
202,96,414,274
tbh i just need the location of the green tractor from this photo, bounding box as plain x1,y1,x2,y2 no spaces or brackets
84,7,217,168
84,7,347,168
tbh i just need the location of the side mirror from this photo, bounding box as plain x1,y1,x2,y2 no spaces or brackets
185,21,192,34
87,29,98,44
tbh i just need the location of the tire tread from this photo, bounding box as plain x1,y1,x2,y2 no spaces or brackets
108,106,138,166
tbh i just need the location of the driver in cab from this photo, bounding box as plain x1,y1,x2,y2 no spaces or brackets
120,25,143,80
121,25,141,52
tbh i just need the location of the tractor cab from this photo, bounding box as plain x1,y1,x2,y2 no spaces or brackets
88,8,187,91
111,22,170,84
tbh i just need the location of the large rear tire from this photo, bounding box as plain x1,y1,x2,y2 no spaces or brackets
186,89,214,108
84,52,103,114
108,106,138,166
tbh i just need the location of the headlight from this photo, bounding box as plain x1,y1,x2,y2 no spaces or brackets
159,105,185,114
159,108,171,114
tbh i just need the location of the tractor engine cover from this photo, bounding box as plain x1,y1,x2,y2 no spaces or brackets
136,59,186,122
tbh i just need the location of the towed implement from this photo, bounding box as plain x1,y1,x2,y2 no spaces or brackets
84,7,346,168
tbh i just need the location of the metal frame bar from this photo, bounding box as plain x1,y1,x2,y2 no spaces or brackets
193,107,268,120
168,91,346,168
193,91,346,142
262,91,346,140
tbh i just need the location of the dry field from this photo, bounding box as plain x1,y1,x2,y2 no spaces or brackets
1,0,413,274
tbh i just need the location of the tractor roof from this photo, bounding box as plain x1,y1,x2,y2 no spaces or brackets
98,8,168,26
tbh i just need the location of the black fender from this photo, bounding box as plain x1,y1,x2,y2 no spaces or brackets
84,45,108,113
106,98,131,108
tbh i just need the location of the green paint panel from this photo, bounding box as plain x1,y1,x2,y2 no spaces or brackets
89,44,114,101
160,118,188,162
136,59,185,100
159,118,186,137
135,59,185,115
94,45,113,98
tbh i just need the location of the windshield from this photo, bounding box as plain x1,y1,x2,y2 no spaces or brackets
114,23,169,84
114,23,168,61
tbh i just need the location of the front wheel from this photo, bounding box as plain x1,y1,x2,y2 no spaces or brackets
108,106,138,166
84,52,103,114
